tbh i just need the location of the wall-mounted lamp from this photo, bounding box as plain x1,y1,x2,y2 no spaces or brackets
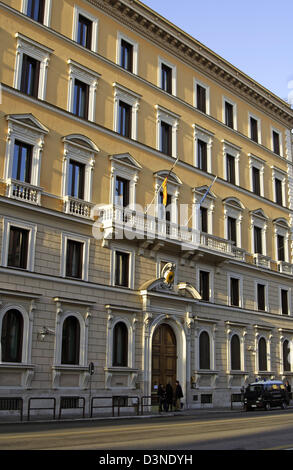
39,326,55,341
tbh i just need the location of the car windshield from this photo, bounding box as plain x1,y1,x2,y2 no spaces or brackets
247,385,263,393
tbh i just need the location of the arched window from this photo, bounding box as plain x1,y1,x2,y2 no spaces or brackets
258,337,267,371
199,331,210,369
61,316,80,365
113,322,128,367
1,309,23,363
231,334,241,370
283,340,291,372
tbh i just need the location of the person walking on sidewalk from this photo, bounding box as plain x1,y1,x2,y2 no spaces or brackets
174,380,183,411
165,383,173,412
157,384,166,412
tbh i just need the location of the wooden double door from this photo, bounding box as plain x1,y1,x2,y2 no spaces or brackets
152,323,177,391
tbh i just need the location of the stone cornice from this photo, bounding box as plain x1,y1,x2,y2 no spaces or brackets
86,0,293,127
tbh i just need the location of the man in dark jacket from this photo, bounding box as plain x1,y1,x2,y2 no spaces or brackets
165,383,173,412
175,380,183,411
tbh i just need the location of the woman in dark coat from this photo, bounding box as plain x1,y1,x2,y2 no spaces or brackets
165,383,173,412
157,384,166,412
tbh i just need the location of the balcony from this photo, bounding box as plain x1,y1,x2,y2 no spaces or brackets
277,260,293,275
253,253,271,269
63,196,94,219
6,178,42,205
97,204,245,260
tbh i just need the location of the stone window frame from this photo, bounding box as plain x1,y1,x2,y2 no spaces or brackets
110,244,135,290
72,4,99,52
248,111,262,144
158,56,177,96
61,134,99,212
113,83,141,141
273,218,290,264
223,197,244,248
195,264,215,303
192,185,216,235
192,124,214,173
226,327,246,373
278,285,292,316
4,114,48,205
21,0,52,26
109,153,141,209
14,32,53,101
227,272,243,308
222,139,241,186
254,278,269,312
248,153,265,197
222,96,237,130
250,209,268,256
0,303,32,366
278,330,293,374
155,105,179,158
67,59,101,122
271,165,287,207
116,31,139,75
60,231,90,282
1,217,37,272
194,77,210,115
254,328,272,374
271,125,283,157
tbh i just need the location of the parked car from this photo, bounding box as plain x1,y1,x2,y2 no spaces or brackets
243,380,289,411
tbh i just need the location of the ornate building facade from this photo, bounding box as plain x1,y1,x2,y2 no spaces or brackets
0,0,293,414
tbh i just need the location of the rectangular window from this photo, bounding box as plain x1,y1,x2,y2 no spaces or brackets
27,0,45,23
12,141,32,183
66,240,83,279
73,79,89,118
115,177,129,208
20,54,40,98
161,121,172,156
257,283,265,311
196,84,206,113
230,278,239,306
68,160,85,199
115,251,129,287
277,234,285,262
200,270,209,301
226,154,235,184
118,101,132,138
77,14,93,49
281,289,289,315
250,117,258,143
120,39,133,72
161,63,172,94
252,167,261,196
227,216,237,244
254,226,262,254
200,206,208,233
273,131,280,155
225,101,234,128
275,178,283,206
159,192,172,222
8,226,29,269
197,140,207,171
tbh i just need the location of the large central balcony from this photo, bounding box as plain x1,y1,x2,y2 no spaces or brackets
96,204,245,260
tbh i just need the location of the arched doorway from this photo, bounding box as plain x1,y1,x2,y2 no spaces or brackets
152,323,177,392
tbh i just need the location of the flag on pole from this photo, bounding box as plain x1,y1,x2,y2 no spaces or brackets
199,176,217,205
162,176,168,206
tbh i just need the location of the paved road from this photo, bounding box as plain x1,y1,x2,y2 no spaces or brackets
1,409,293,451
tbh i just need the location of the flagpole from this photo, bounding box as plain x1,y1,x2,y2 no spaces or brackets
144,156,179,215
183,175,217,228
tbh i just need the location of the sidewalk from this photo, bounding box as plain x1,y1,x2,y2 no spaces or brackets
0,404,255,426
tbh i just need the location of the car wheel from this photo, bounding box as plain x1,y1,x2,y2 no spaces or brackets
265,402,271,411
281,401,287,410
244,404,251,412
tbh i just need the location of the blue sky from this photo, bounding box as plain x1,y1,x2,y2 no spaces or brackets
141,0,293,103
